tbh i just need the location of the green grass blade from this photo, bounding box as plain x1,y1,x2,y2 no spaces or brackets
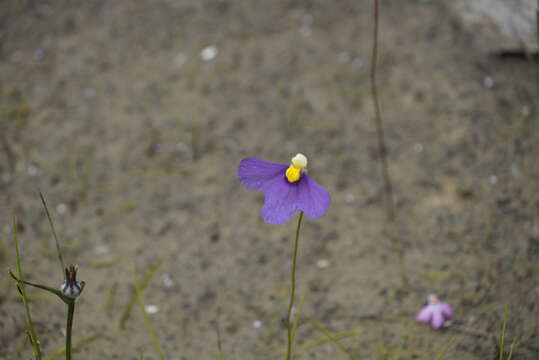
304,315,360,360
433,337,455,360
119,259,162,328
12,216,42,359
133,265,165,360
507,337,520,360
499,306,508,360
42,332,101,360
39,191,66,277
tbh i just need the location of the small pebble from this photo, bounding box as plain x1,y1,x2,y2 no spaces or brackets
252,320,263,329
322,343,334,353
345,193,355,204
27,164,39,176
174,53,187,68
200,45,218,61
56,203,68,215
337,51,351,63
83,88,95,100
316,259,330,269
3,224,11,234
176,141,189,153
93,245,110,255
299,26,312,37
161,273,174,288
145,305,159,314
414,143,424,153
33,48,45,61
520,105,531,117
352,58,364,68
489,175,498,185
483,76,494,89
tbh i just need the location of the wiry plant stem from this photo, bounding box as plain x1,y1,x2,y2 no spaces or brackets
66,300,75,360
370,0,395,222
39,191,66,278
285,211,304,360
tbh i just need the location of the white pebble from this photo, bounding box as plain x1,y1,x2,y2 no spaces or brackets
520,105,531,117
161,273,174,288
93,244,109,255
345,193,355,204
176,141,189,153
200,46,218,61
316,259,330,269
145,305,159,314
3,224,11,234
27,164,39,176
352,58,364,68
489,175,498,185
56,203,68,215
252,320,263,329
414,143,424,153
483,76,494,89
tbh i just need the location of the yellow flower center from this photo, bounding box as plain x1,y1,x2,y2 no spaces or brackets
285,153,308,183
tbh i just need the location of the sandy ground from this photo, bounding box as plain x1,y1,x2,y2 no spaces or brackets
0,1,538,359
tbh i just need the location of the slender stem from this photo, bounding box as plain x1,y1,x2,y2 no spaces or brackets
13,216,42,359
285,211,304,360
370,0,395,222
66,300,75,360
39,191,66,278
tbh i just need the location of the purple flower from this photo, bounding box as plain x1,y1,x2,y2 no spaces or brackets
237,153,331,225
416,294,454,329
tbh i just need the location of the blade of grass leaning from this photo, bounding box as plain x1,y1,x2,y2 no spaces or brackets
304,315,360,360
272,326,364,357
507,337,520,360
42,332,101,360
214,314,225,360
119,259,162,328
291,295,306,342
433,337,456,360
12,216,42,359
9,270,70,304
104,282,118,314
499,306,508,360
39,191,66,277
133,265,165,360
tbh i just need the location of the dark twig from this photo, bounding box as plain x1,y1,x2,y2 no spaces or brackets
370,0,395,222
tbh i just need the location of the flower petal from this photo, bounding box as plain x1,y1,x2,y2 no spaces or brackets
430,310,445,329
416,306,433,324
260,176,300,225
237,158,288,192
440,303,454,319
297,173,331,220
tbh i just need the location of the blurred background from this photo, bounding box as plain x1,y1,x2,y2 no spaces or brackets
0,0,538,359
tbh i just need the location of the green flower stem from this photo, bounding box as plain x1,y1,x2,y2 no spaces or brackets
13,216,42,359
285,211,304,360
66,300,75,360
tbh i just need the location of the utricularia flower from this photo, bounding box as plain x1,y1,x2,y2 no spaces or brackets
238,153,331,224
61,264,85,299
416,294,453,329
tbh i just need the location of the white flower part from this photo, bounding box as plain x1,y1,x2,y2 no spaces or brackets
291,153,308,168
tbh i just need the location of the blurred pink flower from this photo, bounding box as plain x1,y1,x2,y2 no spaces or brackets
416,294,453,329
